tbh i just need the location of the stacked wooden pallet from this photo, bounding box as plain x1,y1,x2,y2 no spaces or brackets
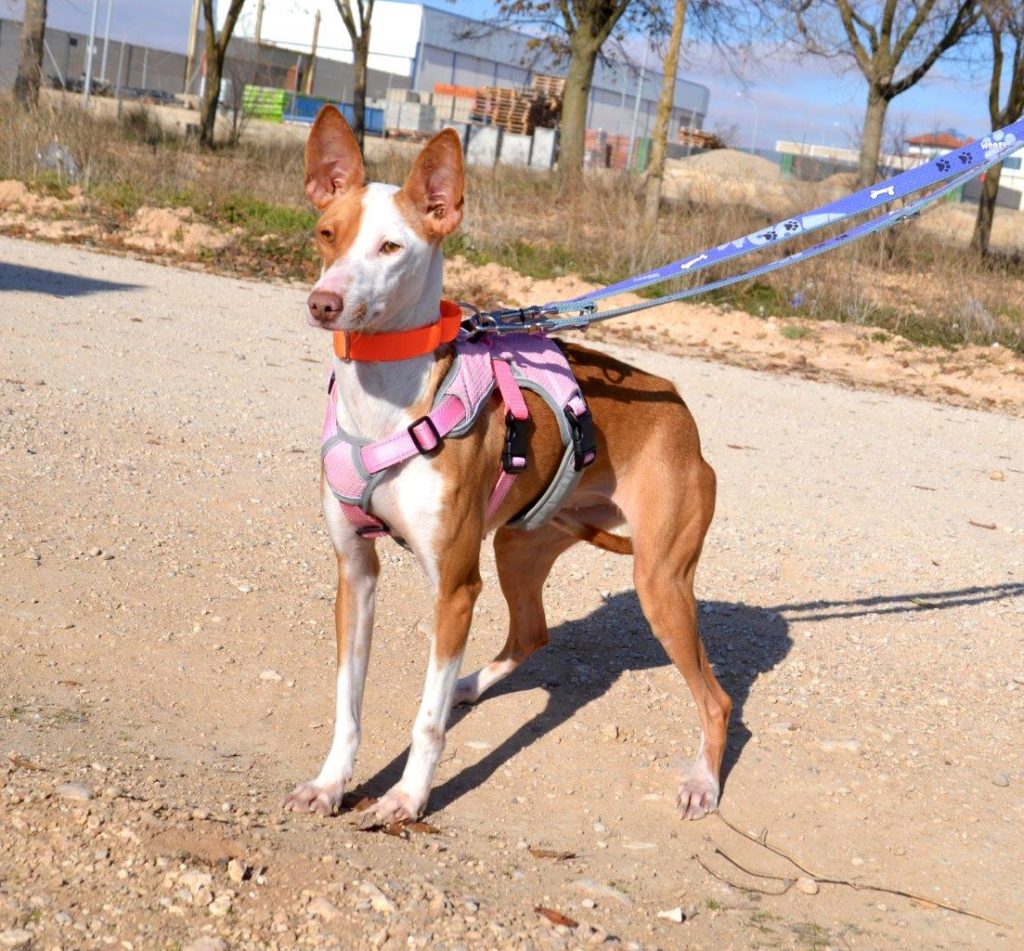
469,75,564,135
531,74,566,98
678,127,725,150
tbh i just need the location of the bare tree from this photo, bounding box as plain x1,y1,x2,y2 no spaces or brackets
199,0,248,148
333,1,375,148
480,2,647,184
789,0,980,187
14,0,48,108
642,0,687,231
971,1,1024,256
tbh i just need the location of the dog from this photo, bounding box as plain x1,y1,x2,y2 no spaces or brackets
283,106,731,824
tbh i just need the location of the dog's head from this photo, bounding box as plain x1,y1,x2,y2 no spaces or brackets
303,106,464,333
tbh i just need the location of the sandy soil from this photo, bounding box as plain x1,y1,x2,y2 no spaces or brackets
4,176,1024,417
445,258,1024,416
2,236,1022,951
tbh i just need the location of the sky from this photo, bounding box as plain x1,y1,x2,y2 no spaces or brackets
1,0,999,150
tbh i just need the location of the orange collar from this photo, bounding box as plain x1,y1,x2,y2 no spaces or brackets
333,300,463,362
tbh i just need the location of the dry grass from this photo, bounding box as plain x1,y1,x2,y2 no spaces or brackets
2,95,1023,354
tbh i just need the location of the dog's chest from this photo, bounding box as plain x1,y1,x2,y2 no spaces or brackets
322,368,447,581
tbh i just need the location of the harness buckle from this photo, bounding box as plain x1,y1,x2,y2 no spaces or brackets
502,412,529,474
565,406,597,472
407,415,442,454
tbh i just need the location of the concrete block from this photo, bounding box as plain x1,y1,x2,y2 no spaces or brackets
530,127,557,169
466,126,501,167
500,132,533,166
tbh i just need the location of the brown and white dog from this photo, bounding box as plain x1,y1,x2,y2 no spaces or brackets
284,107,731,823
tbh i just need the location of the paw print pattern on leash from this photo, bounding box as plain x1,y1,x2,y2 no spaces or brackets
981,131,1017,161
958,151,972,165
936,158,951,172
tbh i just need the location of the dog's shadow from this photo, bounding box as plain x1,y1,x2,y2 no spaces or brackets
351,591,787,810
350,580,1024,812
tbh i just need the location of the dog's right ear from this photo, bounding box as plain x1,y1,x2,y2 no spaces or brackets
305,106,365,209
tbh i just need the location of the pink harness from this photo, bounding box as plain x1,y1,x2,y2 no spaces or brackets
321,333,596,540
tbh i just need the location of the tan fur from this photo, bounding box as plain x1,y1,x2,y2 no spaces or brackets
305,107,365,208
316,186,367,264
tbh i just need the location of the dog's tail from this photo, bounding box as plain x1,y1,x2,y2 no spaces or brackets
551,515,633,555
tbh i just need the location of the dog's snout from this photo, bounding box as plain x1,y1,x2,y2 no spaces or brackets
307,289,343,324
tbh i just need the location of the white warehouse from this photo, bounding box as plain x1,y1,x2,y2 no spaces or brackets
224,0,710,139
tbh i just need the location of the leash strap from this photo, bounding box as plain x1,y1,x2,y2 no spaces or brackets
546,154,1004,327
554,121,1024,309
464,120,1024,334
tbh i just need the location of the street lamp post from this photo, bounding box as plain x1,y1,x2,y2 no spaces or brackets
735,90,759,156
83,0,101,107
100,0,115,82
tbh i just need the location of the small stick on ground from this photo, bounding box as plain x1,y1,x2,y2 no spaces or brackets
712,812,1011,929
694,853,793,896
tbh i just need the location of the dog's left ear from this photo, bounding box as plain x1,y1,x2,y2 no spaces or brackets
399,128,465,238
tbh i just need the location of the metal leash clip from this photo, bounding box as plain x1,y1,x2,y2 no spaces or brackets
461,301,600,336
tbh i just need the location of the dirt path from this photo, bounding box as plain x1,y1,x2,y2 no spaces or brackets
2,236,1022,951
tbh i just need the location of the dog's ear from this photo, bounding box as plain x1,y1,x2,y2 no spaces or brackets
399,128,465,238
305,106,365,209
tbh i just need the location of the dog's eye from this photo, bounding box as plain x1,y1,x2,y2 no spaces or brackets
318,227,335,243
379,240,402,255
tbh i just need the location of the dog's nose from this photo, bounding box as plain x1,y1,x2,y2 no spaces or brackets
307,290,343,324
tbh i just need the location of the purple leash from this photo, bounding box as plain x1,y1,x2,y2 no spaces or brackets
461,120,1024,334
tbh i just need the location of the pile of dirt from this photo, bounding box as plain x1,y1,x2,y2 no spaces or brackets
672,148,782,181
0,178,84,215
124,206,241,255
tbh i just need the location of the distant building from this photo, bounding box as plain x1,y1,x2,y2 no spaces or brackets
220,0,710,139
1,0,709,145
903,129,971,157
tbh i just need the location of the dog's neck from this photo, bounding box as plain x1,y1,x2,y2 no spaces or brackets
330,259,445,441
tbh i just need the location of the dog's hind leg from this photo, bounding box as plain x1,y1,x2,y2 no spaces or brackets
623,453,731,820
453,524,577,705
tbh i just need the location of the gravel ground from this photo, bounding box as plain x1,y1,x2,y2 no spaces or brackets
1,235,1022,950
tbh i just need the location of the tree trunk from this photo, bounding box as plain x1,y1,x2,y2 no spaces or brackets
970,163,1002,258
857,85,888,189
558,36,600,186
352,34,370,148
199,43,225,147
14,0,48,108
642,0,687,233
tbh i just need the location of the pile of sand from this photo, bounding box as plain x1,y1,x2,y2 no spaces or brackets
124,206,240,255
670,148,781,181
0,179,84,215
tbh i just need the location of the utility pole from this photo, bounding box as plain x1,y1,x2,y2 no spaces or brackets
302,9,321,96
255,0,265,47
100,0,114,81
626,44,649,173
184,0,201,94
83,0,100,106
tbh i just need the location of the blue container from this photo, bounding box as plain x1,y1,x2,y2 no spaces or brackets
284,94,384,135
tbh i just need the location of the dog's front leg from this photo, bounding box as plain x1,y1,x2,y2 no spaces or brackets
284,542,380,815
368,558,482,822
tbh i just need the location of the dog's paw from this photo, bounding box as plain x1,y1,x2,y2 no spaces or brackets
676,772,720,821
283,780,345,816
362,786,425,825
452,671,483,706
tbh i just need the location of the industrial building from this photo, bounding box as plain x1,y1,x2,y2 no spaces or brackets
1,0,710,145
224,1,710,140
